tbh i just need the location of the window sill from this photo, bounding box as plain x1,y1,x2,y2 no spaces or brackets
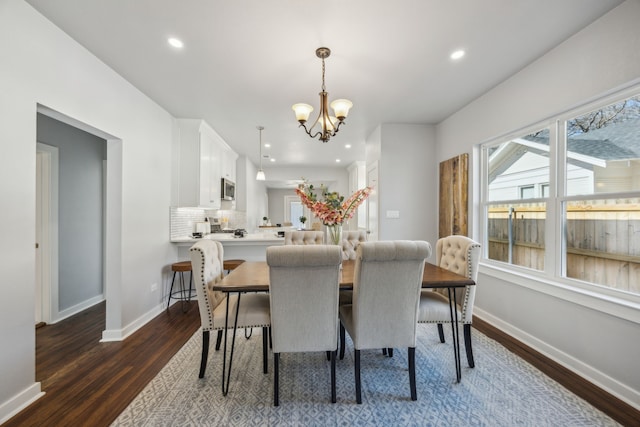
479,261,640,325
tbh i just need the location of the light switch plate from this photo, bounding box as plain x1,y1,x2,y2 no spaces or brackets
386,210,400,219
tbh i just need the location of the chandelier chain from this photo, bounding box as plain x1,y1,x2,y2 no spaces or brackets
321,57,326,92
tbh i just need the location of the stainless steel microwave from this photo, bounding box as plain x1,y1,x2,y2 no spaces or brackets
221,178,235,201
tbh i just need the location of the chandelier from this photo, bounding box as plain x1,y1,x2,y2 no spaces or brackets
292,47,353,143
256,126,266,181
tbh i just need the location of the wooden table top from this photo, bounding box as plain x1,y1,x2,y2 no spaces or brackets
213,260,474,292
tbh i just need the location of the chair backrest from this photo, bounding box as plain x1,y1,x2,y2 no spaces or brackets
351,240,432,350
189,240,226,331
341,230,367,260
284,230,324,245
435,235,481,323
267,245,342,353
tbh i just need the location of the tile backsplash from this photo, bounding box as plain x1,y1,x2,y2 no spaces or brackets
170,207,247,239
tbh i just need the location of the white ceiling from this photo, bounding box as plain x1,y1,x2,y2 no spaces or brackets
26,0,622,172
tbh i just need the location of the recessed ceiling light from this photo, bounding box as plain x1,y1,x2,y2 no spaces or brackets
345,144,351,149
450,49,465,60
335,159,341,163
270,158,276,162
264,143,271,148
168,37,184,49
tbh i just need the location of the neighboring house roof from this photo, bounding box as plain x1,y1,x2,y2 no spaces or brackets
489,117,640,181
522,117,640,161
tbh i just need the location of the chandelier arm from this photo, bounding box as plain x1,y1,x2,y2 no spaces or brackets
298,122,324,140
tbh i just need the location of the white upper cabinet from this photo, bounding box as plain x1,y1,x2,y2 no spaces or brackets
177,119,236,208
221,144,238,182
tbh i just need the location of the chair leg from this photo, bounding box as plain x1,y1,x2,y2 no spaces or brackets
167,271,177,309
388,348,394,357
199,330,210,378
274,353,280,406
339,323,346,360
382,348,387,356
262,327,268,374
464,324,475,368
187,272,193,301
354,349,362,404
331,350,337,403
409,347,417,401
437,323,445,343
215,330,223,351
326,351,331,361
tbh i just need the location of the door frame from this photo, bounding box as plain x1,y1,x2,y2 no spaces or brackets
36,142,59,324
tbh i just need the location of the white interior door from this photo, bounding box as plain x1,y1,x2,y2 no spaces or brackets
366,162,379,241
36,143,58,324
35,151,44,324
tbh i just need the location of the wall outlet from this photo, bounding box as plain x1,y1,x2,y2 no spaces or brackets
150,282,158,292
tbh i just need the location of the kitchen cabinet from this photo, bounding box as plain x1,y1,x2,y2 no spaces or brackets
177,119,236,208
221,144,237,182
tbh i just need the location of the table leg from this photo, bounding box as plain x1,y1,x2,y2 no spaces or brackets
221,292,241,396
448,287,461,383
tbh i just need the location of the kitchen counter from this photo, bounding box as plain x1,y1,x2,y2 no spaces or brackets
171,232,284,245
172,233,284,261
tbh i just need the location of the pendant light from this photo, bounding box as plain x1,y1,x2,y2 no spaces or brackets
256,126,266,181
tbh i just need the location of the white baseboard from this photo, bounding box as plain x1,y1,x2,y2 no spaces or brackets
474,307,640,411
0,383,44,425
101,302,166,342
52,295,104,324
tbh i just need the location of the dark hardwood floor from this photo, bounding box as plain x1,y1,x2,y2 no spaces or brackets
5,302,638,426
5,300,200,427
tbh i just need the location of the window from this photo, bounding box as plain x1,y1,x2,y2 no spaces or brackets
484,128,549,271
519,185,535,199
481,90,640,296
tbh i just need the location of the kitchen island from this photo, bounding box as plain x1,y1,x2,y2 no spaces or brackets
171,233,284,261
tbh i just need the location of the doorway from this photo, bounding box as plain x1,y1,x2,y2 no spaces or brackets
366,162,379,241
35,106,119,335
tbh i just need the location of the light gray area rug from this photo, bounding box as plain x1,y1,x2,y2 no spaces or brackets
112,325,618,426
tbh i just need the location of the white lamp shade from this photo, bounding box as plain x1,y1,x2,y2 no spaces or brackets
292,103,314,122
330,99,353,119
256,169,266,181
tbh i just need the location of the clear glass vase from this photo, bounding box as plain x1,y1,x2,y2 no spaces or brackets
327,223,343,245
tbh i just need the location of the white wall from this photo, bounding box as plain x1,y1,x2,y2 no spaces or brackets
436,0,640,408
367,124,437,253
0,0,178,420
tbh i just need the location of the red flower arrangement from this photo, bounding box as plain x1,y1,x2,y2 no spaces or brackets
295,180,372,226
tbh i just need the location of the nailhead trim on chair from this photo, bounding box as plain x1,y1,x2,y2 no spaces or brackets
190,245,270,331
419,239,480,326
190,247,214,332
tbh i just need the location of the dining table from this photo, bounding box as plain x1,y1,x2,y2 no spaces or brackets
213,260,475,395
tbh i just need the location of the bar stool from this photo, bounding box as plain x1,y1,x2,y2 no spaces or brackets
167,261,194,311
223,259,245,274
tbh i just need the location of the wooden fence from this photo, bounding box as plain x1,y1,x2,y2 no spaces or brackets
487,200,640,294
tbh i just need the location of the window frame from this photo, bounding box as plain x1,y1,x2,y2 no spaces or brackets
479,83,640,307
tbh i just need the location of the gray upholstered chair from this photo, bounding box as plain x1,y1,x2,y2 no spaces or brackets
338,230,368,306
340,230,367,261
339,240,432,403
417,235,481,369
189,240,271,379
267,245,342,406
284,230,324,245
